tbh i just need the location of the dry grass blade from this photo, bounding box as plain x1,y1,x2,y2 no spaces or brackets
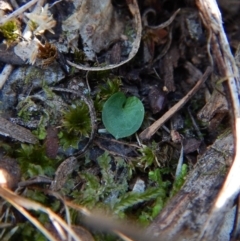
0,0,39,26
0,187,83,241
139,66,212,140
0,187,57,241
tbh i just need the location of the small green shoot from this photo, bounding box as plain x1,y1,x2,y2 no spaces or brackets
113,187,165,215
137,169,171,224
99,78,122,100
102,92,145,139
170,164,188,197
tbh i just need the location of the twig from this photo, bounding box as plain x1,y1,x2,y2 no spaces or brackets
0,65,13,89
139,66,212,141
187,107,204,141
146,8,180,29
0,186,82,241
0,0,39,26
0,187,58,241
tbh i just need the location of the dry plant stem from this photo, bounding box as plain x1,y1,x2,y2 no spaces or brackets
0,0,39,25
94,139,132,159
65,200,159,241
0,186,82,241
139,66,212,140
147,8,180,29
195,0,240,240
0,187,58,241
50,87,97,157
0,65,13,89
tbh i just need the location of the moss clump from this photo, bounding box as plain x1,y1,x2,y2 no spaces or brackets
62,101,91,137
94,77,122,112
0,19,20,44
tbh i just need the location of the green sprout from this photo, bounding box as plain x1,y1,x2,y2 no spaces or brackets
27,20,38,32
0,19,20,44
170,164,188,197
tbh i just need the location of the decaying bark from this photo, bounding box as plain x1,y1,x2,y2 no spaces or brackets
147,0,240,240
147,133,235,241
0,117,38,144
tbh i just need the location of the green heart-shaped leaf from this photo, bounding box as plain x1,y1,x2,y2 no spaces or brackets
102,92,145,139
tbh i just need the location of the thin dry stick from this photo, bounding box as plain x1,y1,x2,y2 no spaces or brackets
146,8,180,29
0,186,82,241
0,65,13,90
195,0,240,240
0,187,58,241
139,66,212,140
0,0,39,25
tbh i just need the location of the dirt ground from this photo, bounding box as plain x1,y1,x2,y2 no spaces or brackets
0,0,240,240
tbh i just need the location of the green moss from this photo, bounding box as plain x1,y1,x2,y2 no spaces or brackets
138,142,160,169
71,152,130,211
73,49,86,63
58,130,80,150
94,77,122,112
62,101,91,137
0,19,20,44
16,144,55,178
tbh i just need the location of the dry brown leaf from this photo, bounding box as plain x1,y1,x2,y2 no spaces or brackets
65,0,142,71
62,0,123,60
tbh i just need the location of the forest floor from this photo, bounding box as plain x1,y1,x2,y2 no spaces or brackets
0,0,239,240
